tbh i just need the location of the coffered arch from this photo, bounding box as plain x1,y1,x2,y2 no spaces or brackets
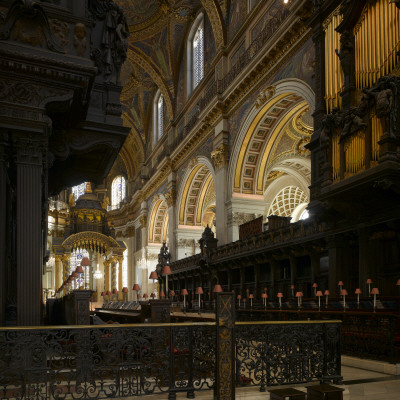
148,196,169,244
229,79,315,197
178,157,216,226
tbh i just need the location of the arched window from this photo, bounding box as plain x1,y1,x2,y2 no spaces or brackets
153,90,164,144
187,14,204,96
72,182,86,200
111,175,126,208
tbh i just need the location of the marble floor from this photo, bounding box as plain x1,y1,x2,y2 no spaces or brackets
139,365,400,399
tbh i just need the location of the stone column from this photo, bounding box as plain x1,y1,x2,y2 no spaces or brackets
104,260,110,293
14,133,45,326
62,255,70,282
165,174,177,260
0,133,7,326
111,259,117,293
328,236,345,295
118,256,123,300
211,121,229,245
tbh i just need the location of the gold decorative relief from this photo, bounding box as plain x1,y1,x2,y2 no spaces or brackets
164,188,176,207
211,143,229,170
139,214,147,228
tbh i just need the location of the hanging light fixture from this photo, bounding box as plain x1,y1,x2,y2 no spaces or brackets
93,263,103,280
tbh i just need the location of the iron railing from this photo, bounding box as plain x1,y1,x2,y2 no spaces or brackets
0,323,216,400
0,320,342,399
236,309,400,364
235,321,342,391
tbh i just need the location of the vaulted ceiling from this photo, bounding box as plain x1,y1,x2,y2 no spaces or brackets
114,0,228,180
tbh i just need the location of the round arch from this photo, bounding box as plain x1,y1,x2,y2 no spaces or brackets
177,156,216,227
228,78,315,197
148,196,169,244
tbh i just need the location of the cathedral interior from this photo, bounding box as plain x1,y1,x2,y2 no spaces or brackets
0,0,400,398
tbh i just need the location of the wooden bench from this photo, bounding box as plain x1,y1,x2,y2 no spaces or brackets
268,388,306,400
306,384,344,400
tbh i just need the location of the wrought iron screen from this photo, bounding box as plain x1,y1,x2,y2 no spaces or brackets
235,321,342,391
0,323,216,399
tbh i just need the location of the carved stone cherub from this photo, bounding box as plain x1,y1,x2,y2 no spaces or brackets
73,23,86,57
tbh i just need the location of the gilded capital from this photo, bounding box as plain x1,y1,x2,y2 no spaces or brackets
139,214,147,228
211,143,229,170
164,188,176,207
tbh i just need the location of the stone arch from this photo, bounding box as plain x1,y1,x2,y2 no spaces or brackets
120,115,145,180
200,0,225,49
148,196,169,244
177,157,216,227
127,47,174,119
229,79,314,197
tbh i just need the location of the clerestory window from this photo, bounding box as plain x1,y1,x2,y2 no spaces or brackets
153,90,164,144
187,14,204,96
111,175,126,209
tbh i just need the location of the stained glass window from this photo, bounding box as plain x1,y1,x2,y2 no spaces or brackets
192,23,204,89
111,176,126,208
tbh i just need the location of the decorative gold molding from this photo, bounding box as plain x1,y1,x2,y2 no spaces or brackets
211,143,228,170
164,188,177,207
200,0,225,49
139,214,147,228
127,48,173,118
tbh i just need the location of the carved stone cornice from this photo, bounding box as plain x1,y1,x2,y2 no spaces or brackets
0,79,71,108
211,143,229,170
164,188,176,208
